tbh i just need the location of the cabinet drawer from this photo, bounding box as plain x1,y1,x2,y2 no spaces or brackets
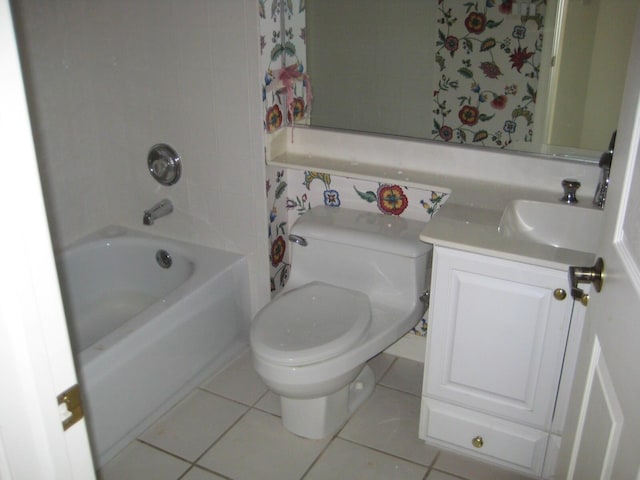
420,398,548,476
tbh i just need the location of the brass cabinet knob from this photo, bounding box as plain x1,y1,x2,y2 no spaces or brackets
471,435,484,448
554,288,567,300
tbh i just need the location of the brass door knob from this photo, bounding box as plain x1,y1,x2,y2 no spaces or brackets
569,257,605,305
472,435,484,448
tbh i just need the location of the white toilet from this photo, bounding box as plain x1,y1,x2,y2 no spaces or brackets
251,206,432,439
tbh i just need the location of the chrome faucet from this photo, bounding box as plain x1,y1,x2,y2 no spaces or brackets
143,199,173,225
593,131,616,209
560,179,581,204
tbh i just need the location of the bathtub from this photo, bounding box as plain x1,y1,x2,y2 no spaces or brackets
55,226,251,467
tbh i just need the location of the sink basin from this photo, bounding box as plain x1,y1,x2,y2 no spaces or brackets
499,199,604,253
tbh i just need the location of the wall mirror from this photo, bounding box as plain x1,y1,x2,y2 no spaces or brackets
292,0,638,161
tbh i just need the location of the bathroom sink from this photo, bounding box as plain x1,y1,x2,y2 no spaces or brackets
498,199,604,253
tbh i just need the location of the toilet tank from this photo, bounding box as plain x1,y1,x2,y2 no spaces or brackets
286,207,432,310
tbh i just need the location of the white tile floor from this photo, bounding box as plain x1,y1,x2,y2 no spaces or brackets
97,351,533,480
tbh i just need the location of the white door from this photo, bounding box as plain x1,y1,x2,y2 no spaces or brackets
555,12,640,480
0,1,95,478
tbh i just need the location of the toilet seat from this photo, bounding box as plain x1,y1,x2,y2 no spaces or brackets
251,282,371,367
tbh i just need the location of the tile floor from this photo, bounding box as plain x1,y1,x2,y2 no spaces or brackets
98,351,532,480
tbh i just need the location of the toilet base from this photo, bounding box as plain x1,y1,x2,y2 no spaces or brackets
280,364,375,439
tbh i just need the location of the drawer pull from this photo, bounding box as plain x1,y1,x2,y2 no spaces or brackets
554,288,567,300
472,435,484,448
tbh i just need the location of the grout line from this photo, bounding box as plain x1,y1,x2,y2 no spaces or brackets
375,353,398,382
377,382,423,398
195,385,267,409
188,404,254,467
336,436,433,471
176,464,234,480
134,438,194,465
426,467,470,480
376,356,424,398
137,397,256,479
422,450,440,480
430,450,441,469
375,382,423,399
298,431,340,479
180,463,235,480
250,385,275,409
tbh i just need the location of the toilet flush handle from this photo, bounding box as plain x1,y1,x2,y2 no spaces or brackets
288,234,308,247
419,290,430,309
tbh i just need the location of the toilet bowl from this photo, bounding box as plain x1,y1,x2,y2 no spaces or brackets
251,206,432,439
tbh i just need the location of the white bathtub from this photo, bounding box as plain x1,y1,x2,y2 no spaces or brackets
55,226,251,467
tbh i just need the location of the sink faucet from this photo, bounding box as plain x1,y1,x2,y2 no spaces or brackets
593,131,616,209
560,179,580,204
143,199,173,225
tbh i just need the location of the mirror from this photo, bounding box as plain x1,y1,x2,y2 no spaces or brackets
293,0,638,159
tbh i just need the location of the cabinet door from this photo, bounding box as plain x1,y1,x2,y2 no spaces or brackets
424,247,574,429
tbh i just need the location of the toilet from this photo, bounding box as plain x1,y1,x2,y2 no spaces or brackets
251,206,432,439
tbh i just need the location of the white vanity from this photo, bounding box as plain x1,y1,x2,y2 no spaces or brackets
418,202,602,478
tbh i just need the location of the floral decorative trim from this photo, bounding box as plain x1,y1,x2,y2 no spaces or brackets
286,193,311,215
420,191,448,219
302,171,339,207
323,189,340,207
412,317,428,336
354,184,410,216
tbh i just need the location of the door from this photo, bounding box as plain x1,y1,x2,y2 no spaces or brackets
0,1,95,478
555,12,640,480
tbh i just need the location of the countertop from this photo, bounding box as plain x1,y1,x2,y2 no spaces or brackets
419,203,597,270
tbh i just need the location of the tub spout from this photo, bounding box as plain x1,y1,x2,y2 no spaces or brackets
143,199,173,225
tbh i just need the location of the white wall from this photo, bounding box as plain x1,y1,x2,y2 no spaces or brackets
550,0,636,151
13,0,270,314
581,0,636,150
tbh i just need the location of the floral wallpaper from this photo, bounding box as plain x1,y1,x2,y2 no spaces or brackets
266,165,292,294
259,0,310,134
433,0,546,148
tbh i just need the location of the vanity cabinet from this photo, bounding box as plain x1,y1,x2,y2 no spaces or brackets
419,246,585,478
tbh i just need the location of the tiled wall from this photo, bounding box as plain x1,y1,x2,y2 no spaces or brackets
14,0,270,314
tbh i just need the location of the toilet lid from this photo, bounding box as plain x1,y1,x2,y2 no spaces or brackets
251,282,371,366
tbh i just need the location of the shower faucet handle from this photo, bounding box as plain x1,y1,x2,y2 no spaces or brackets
560,179,580,204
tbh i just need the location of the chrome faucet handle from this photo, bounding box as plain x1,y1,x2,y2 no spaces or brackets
593,131,616,209
561,179,580,204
